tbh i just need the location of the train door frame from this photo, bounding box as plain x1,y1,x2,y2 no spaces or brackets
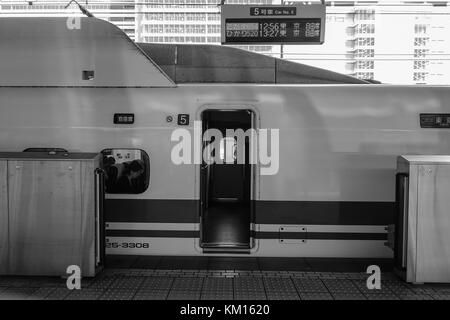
197,107,258,252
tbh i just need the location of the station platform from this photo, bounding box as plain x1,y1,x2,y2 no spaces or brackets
1,256,450,300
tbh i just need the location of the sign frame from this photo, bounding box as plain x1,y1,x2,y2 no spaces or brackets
220,4,326,45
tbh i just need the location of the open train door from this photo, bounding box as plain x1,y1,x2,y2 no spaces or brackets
200,109,255,253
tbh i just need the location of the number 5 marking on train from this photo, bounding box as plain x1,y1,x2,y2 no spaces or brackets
178,114,190,126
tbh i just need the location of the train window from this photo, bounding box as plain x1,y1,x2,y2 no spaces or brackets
219,137,237,163
101,148,150,194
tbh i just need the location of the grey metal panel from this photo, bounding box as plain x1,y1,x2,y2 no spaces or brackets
0,161,7,273
8,160,83,276
176,44,275,68
416,164,450,283
137,43,367,84
0,18,174,87
139,43,177,81
140,43,177,66
275,59,366,84
398,157,450,283
175,44,275,83
158,66,176,82
80,160,98,277
406,164,419,283
176,67,275,83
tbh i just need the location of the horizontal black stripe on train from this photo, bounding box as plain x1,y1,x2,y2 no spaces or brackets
105,199,395,225
106,230,387,241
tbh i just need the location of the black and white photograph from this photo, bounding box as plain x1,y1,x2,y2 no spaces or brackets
0,0,450,314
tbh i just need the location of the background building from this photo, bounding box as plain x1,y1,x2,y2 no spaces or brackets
282,2,450,84
1,0,449,84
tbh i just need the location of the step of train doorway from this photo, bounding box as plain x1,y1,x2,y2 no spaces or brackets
200,109,256,253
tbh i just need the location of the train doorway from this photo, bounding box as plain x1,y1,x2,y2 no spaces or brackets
200,109,254,252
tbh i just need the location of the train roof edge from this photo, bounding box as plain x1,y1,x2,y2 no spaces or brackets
136,43,372,84
0,17,371,86
0,17,175,87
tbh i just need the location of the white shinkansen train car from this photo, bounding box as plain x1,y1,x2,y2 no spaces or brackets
1,18,450,259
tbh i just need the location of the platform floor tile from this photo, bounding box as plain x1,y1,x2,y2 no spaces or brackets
299,292,333,300
172,278,204,291
388,287,416,296
26,287,57,300
322,279,361,293
44,288,72,300
332,292,366,300
167,290,201,300
65,289,105,300
292,279,328,293
98,289,137,300
108,276,144,289
263,278,296,292
430,294,450,300
234,278,264,291
133,289,169,300
342,273,367,280
407,285,440,295
234,291,267,300
364,293,400,300
265,291,300,300
2,277,64,288
398,294,433,300
0,287,38,300
431,287,450,295
139,277,174,290
87,276,117,289
200,291,234,300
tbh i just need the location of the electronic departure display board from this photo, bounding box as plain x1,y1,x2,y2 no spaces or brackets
225,18,321,43
221,4,325,45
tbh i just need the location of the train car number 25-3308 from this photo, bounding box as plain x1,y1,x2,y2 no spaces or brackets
106,241,150,249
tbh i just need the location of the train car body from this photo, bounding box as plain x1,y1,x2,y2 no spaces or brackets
1,18,450,258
